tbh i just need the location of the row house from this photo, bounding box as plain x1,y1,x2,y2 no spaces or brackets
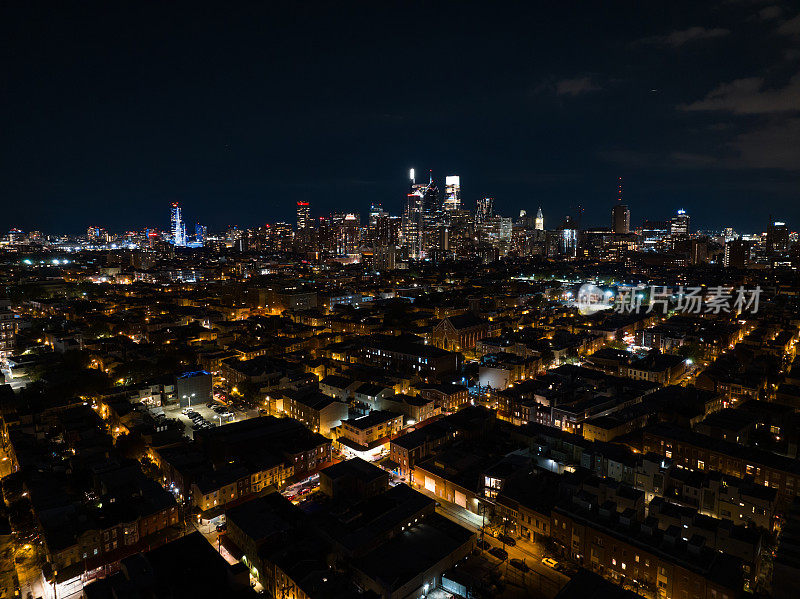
417,383,469,413
642,423,800,508
551,502,746,599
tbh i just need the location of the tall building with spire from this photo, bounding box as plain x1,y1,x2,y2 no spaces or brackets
535,207,544,230
421,170,441,229
402,169,425,258
612,177,630,234
170,202,186,246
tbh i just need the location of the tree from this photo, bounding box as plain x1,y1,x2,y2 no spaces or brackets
115,433,146,460
677,342,703,364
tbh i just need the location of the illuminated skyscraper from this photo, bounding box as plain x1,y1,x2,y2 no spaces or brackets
402,168,438,258
369,203,395,246
443,175,461,211
195,223,207,245
767,221,789,256
558,216,578,258
296,202,310,230
170,202,186,246
476,197,494,224
403,187,424,258
296,201,311,230
724,239,752,268
331,212,360,254
535,207,544,231
421,171,440,229
670,209,690,237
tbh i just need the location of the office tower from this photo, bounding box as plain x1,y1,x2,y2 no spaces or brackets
296,201,311,230
315,217,334,254
517,210,536,230
478,216,513,255
170,202,186,246
368,203,384,243
558,216,578,258
195,224,207,245
331,213,360,255
670,209,690,237
689,238,709,265
421,173,440,227
86,227,109,243
6,229,24,244
402,169,425,258
367,204,397,249
419,173,441,258
445,210,475,257
612,178,630,234
724,239,751,268
535,207,544,231
402,190,423,258
767,221,790,256
640,220,669,250
612,204,630,234
476,197,494,224
386,216,402,246
272,222,294,252
443,175,461,211
368,203,383,231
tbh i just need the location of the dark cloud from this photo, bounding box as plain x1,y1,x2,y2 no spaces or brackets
680,73,800,113
758,5,783,20
665,119,800,171
729,117,800,169
777,13,800,34
554,77,601,96
640,26,730,47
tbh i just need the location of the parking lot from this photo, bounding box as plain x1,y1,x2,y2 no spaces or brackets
163,401,234,439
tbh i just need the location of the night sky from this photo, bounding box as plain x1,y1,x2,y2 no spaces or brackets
2,1,800,234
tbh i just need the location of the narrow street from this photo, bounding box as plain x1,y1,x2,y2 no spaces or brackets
427,490,569,599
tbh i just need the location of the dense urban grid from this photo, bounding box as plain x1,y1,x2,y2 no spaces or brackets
0,175,798,599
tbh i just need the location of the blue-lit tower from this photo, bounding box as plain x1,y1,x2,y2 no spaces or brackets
170,202,186,246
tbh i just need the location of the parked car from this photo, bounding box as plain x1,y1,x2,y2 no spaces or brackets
541,557,559,570
489,547,508,561
510,558,529,572
559,562,578,576
497,534,516,546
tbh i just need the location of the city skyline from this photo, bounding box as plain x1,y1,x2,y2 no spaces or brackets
2,171,794,238
3,2,800,234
